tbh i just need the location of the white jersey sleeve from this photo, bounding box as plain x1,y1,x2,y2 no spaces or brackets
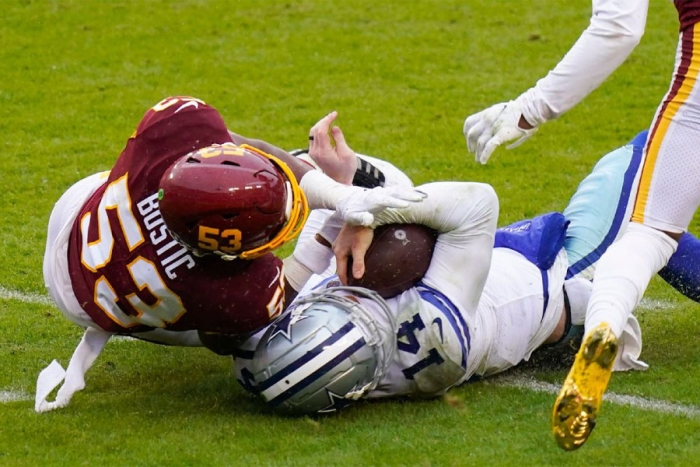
371,182,499,315
366,182,499,397
355,152,414,188
288,151,415,293
518,0,648,125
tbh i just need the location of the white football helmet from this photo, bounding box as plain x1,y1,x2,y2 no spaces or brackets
250,286,396,414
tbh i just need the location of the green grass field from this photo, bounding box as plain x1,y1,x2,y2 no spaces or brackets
2,0,700,465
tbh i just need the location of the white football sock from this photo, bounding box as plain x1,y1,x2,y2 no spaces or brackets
585,223,678,338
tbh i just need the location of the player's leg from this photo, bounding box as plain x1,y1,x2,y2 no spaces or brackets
658,233,700,302
557,132,644,357
554,24,700,451
563,134,644,280
563,131,700,301
38,172,113,413
582,36,700,387
43,172,109,328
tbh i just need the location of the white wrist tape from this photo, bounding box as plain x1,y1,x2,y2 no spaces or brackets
292,238,334,275
284,254,316,292
299,170,355,210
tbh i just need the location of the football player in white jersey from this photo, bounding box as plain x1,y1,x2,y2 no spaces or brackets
463,0,700,450
233,121,647,415
239,178,588,410
237,124,700,418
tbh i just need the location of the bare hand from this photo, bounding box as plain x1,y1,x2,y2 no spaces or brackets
308,111,358,185
333,224,374,284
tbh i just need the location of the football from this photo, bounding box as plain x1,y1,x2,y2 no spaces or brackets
347,223,438,299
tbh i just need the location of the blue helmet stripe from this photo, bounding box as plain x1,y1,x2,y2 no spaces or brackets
257,321,356,392
267,336,367,408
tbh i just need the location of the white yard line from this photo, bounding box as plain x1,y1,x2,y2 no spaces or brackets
112,335,138,342
492,373,700,419
0,286,136,405
638,297,675,311
0,286,53,306
1,287,46,406
6,373,700,417
0,390,32,404
0,285,692,413
1,286,676,310
0,286,137,343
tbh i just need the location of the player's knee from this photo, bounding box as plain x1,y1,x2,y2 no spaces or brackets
662,230,684,242
471,183,499,220
628,222,681,248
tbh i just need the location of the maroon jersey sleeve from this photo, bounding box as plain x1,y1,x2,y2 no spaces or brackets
676,0,700,31
67,96,285,335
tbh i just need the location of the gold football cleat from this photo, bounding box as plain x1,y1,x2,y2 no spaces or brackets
552,322,618,451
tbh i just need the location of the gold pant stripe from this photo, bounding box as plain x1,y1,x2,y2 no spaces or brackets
632,23,700,223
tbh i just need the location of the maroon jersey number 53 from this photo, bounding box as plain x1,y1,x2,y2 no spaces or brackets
68,96,285,335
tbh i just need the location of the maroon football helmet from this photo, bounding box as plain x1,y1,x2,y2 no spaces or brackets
159,143,308,260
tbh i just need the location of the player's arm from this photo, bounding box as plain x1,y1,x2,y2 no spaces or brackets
232,112,425,226
336,182,499,312
517,0,647,125
464,0,648,164
283,213,344,305
229,131,315,182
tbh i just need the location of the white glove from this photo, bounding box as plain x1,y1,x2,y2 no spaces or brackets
463,100,538,164
337,186,427,226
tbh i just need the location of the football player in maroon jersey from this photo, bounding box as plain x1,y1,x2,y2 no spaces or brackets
36,96,424,412
463,1,700,450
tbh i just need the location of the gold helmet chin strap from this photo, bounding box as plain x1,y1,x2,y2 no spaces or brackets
235,144,309,260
